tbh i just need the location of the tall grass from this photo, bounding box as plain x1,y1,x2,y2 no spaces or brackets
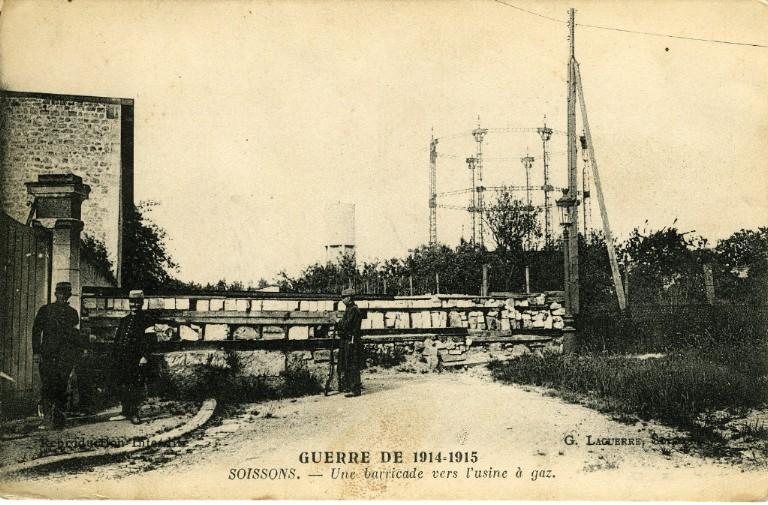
490,340,768,428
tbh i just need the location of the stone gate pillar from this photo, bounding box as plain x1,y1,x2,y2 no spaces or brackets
25,174,91,315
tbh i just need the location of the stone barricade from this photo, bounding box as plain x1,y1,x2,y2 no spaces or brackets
81,291,565,395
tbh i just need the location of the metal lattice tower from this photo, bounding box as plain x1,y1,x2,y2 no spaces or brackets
521,154,535,250
472,122,488,247
537,118,554,247
520,154,535,208
580,134,592,233
465,156,478,245
429,136,439,245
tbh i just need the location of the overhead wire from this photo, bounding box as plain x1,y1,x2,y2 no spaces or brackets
492,0,768,48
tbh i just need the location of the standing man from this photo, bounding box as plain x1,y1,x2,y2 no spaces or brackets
337,288,364,397
32,281,83,429
110,290,153,424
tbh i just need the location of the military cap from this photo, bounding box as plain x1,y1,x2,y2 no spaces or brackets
55,281,72,292
341,288,355,297
128,289,145,300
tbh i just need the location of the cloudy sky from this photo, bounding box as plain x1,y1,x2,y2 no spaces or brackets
1,0,766,284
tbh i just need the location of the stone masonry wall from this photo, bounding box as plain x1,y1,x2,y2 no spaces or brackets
0,91,133,277
81,292,566,393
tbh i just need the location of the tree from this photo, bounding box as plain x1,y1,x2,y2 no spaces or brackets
81,233,118,285
122,201,179,292
484,188,542,255
714,227,768,303
620,223,708,305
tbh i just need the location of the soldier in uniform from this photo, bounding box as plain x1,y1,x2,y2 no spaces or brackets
337,288,364,397
110,290,153,423
32,281,84,429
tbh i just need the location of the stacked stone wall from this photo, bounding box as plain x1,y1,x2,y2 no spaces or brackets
81,292,566,390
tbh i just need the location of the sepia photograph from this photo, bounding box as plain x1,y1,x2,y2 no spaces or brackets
0,0,766,500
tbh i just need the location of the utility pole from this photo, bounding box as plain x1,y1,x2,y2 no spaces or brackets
538,117,554,248
521,153,536,287
472,121,488,248
429,136,438,245
565,7,580,315
466,156,477,245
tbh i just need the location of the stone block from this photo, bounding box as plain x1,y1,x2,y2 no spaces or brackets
550,301,562,310
209,299,224,311
196,299,210,312
176,298,190,310
299,300,311,311
501,318,511,331
356,300,369,309
515,299,529,308
338,301,346,312
284,300,299,311
384,312,398,328
250,299,263,311
148,297,164,309
262,326,286,340
161,298,174,310
457,299,474,308
233,326,260,340
288,326,310,340
534,294,546,305
235,299,249,312
532,318,545,328
448,348,464,355
261,299,282,311
313,349,331,362
448,311,462,328
204,324,229,340
544,317,553,329
361,318,372,330
106,298,115,309
395,314,410,329
238,350,285,377
368,312,385,329
552,308,566,316
179,324,201,341
554,319,565,330
224,299,238,311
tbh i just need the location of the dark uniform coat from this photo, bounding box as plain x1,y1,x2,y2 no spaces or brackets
337,301,363,394
112,310,154,416
32,302,82,417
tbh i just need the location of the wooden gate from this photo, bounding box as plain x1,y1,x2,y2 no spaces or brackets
0,211,51,413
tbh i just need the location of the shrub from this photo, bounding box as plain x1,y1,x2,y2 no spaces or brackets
490,342,768,429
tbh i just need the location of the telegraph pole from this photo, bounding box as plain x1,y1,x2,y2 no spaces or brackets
565,7,580,315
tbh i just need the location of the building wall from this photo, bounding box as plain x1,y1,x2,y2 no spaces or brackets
0,91,134,284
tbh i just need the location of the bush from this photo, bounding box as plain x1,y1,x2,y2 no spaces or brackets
490,341,768,429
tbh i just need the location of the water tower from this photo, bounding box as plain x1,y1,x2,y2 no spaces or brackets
324,202,355,262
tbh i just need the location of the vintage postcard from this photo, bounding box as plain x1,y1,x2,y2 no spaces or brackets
0,0,766,500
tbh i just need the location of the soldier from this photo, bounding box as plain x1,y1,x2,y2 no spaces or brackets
110,290,153,424
337,288,364,397
32,281,84,429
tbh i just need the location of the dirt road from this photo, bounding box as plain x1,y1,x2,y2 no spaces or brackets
2,370,766,500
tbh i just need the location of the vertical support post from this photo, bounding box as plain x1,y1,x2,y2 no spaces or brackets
26,174,91,317
703,264,715,305
482,264,489,297
565,8,580,315
435,273,440,295
409,275,414,296
525,266,531,294
429,136,439,245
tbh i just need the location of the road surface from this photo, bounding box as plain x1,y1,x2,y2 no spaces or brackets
2,370,766,500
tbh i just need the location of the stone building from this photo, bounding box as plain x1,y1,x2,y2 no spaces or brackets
0,90,134,284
